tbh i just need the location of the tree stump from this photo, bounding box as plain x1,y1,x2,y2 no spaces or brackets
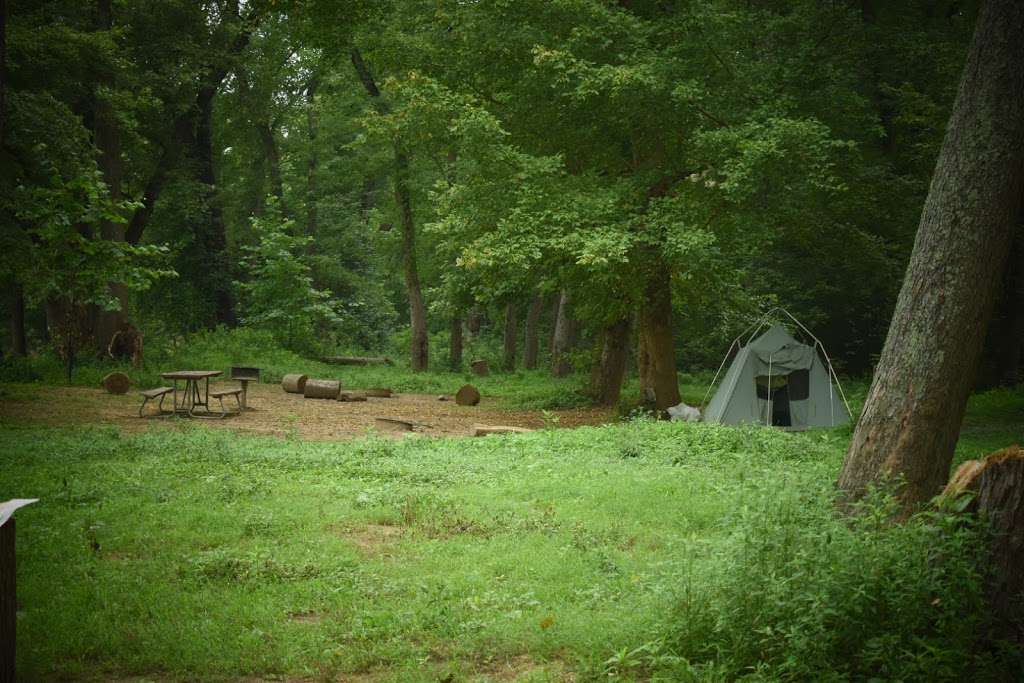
942,445,1024,643
282,374,308,394
338,391,367,402
303,379,341,399
470,359,489,376
100,371,130,395
455,384,481,406
365,388,392,398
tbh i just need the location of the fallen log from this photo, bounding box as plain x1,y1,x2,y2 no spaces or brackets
455,384,481,406
941,445,1024,644
323,356,393,366
365,388,393,398
101,371,131,395
282,373,308,394
374,417,414,433
472,424,533,437
303,379,341,399
338,391,368,402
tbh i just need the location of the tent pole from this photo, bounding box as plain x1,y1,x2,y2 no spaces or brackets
702,339,740,407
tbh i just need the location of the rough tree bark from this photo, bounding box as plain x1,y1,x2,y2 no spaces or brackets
523,294,543,370
449,316,463,370
837,0,1024,508
503,301,517,371
592,316,632,406
551,289,573,377
92,0,129,352
352,48,429,371
637,260,681,412
467,306,482,338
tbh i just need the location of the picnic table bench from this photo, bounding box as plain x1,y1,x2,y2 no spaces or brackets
138,386,174,417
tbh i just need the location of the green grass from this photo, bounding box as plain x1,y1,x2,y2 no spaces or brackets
1,374,1022,680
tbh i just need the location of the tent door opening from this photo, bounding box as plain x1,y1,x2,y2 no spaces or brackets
756,374,793,427
770,384,791,427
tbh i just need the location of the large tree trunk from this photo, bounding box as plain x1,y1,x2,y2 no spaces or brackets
503,301,517,371
638,262,680,411
195,83,236,327
837,0,1024,509
592,316,632,406
352,48,429,371
551,289,573,377
449,316,463,371
523,294,543,370
92,0,128,352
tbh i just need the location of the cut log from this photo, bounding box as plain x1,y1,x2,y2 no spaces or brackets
303,379,341,399
323,356,393,366
455,384,481,406
375,417,414,433
101,371,130,395
365,388,393,398
282,373,308,394
472,424,533,437
941,445,1024,643
470,359,489,376
338,391,367,402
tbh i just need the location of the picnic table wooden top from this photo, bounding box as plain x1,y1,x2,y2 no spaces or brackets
160,370,222,380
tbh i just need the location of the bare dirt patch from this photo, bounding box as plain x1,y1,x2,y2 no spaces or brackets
0,382,614,441
330,522,405,557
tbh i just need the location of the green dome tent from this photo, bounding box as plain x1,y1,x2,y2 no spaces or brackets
703,311,851,429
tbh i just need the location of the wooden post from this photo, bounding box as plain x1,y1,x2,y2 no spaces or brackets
1,518,15,683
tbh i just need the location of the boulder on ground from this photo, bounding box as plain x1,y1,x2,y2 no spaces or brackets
455,384,481,406
101,372,131,395
667,402,702,422
472,424,533,437
303,379,341,399
282,373,308,393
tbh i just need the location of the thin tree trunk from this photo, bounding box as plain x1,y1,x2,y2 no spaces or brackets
523,294,543,370
352,47,428,371
7,282,25,357
503,301,517,371
305,74,320,239
837,0,1024,509
467,306,482,338
551,289,573,377
593,316,632,406
449,316,463,371
638,262,680,411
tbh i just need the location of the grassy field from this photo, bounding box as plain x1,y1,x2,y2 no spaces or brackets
1,369,1022,680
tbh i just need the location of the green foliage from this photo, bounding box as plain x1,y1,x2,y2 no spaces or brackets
235,198,341,355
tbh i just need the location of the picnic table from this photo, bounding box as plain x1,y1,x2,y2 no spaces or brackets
160,370,222,417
